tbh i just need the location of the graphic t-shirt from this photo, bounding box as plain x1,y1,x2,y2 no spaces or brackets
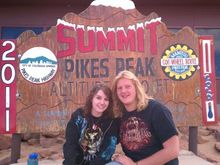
63,108,119,165
120,99,179,165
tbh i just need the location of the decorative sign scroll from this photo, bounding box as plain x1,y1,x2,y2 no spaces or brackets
0,0,217,133
199,36,218,125
0,40,17,134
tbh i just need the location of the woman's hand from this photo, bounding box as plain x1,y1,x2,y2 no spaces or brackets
114,154,137,165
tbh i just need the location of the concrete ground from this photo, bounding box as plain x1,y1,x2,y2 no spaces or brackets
10,150,214,165
178,150,214,165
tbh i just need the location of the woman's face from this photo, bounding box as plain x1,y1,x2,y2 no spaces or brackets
91,89,109,117
116,78,137,111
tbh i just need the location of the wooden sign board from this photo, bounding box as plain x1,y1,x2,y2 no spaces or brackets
2,0,216,133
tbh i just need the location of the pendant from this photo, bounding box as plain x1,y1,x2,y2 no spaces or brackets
92,124,97,130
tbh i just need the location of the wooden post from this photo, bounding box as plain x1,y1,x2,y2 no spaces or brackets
11,133,22,163
188,126,198,155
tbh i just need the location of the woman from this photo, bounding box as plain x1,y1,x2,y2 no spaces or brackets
111,70,179,165
63,83,119,165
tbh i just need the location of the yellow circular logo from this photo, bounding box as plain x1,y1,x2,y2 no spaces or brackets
161,44,199,81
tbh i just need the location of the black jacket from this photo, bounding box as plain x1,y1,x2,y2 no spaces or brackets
63,108,119,165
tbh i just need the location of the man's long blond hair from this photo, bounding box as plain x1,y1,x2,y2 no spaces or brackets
112,70,150,115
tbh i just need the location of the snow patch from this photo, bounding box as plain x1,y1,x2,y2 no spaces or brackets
91,0,135,10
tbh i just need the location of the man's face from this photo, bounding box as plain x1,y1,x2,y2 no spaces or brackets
116,78,137,111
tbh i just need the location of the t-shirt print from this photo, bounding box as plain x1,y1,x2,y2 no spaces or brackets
120,116,152,151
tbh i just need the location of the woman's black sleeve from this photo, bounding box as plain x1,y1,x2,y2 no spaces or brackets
63,117,80,165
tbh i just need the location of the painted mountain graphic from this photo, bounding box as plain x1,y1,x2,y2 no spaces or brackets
62,0,159,27
20,56,57,64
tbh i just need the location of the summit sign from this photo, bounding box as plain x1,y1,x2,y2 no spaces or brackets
0,0,217,133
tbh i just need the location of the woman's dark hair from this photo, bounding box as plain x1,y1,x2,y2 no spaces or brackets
83,83,114,119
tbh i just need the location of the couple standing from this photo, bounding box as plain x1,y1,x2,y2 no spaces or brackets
63,70,179,165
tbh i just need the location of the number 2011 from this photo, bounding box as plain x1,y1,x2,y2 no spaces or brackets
1,40,16,133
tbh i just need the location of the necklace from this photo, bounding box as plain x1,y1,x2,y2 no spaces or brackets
90,116,102,130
